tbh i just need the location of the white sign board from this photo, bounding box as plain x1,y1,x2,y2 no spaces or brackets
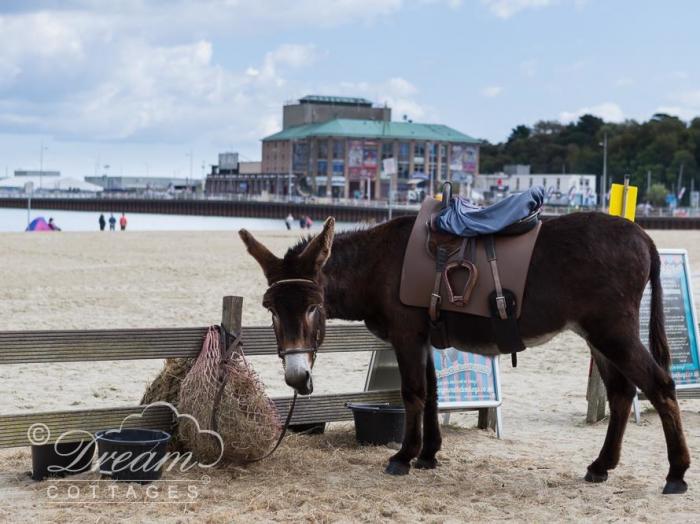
382,158,397,176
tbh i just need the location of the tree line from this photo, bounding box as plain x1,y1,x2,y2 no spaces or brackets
479,113,700,206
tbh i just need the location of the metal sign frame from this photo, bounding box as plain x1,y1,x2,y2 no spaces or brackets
633,248,700,423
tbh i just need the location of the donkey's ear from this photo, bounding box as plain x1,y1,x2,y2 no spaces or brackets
239,229,280,276
299,217,335,274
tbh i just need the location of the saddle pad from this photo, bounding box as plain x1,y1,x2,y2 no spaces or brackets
435,186,544,237
400,198,541,318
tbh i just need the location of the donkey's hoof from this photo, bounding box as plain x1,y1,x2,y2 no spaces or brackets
385,461,410,476
584,468,608,483
662,480,688,494
414,457,438,469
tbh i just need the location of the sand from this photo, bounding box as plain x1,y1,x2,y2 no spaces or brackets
0,227,699,522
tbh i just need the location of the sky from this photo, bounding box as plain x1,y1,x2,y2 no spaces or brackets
1,0,700,179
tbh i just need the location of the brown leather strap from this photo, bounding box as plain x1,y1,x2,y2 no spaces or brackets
429,246,450,322
484,235,508,320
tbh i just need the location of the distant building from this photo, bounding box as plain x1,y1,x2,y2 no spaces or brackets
475,168,597,206
204,153,264,195
85,176,201,193
282,95,390,129
0,176,102,193
261,95,480,201
14,170,60,177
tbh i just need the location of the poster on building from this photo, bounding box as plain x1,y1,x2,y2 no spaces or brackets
348,140,363,168
449,144,478,174
433,348,501,407
363,141,378,167
292,142,308,172
639,249,700,388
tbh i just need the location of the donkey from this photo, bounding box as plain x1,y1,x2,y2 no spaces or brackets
239,212,690,494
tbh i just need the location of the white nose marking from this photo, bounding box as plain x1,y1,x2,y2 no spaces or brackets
284,353,311,381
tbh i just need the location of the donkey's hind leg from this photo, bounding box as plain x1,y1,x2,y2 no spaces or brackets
584,347,636,483
415,350,441,469
587,331,690,494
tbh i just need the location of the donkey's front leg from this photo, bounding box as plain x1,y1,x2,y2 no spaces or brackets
385,343,428,476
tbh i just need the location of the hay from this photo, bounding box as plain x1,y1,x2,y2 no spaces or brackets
140,357,194,406
177,326,282,465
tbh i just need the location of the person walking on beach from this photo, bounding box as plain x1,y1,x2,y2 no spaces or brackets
109,213,116,231
99,214,106,231
299,215,306,229
119,212,128,231
285,213,293,230
305,215,313,229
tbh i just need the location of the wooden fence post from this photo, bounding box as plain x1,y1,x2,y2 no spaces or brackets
586,361,607,423
222,296,243,345
477,408,497,432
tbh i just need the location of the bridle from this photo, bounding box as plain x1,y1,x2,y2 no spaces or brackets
264,278,324,365
245,277,324,464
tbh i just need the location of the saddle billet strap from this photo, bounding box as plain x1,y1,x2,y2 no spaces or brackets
484,235,508,321
429,245,450,322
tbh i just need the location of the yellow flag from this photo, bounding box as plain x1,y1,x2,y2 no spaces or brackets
609,183,638,221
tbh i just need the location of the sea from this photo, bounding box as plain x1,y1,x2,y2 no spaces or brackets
0,207,359,233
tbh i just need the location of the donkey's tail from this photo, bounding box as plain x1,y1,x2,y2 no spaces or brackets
648,241,670,370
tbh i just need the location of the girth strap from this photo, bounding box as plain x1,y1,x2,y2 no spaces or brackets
484,235,525,367
484,236,508,321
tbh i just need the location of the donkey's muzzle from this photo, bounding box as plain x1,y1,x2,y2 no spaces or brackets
284,352,314,395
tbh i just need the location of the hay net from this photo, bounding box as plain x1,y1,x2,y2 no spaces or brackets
177,325,282,465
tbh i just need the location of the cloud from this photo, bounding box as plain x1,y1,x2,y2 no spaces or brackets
335,77,427,121
256,44,321,86
480,86,503,97
655,90,700,121
559,102,624,123
0,1,461,151
481,0,556,18
654,106,696,120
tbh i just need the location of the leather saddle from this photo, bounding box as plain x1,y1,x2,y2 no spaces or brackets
400,184,543,361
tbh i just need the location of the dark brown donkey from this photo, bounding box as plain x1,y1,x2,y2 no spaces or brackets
239,212,690,494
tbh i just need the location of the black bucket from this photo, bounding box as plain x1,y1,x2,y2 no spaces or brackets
31,440,96,481
95,428,171,484
346,403,405,445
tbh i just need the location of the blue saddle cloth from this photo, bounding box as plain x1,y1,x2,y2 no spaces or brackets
434,186,545,237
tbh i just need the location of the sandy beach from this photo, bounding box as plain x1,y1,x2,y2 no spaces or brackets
0,225,699,522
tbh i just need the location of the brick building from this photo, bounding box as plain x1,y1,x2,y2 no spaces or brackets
261,95,480,201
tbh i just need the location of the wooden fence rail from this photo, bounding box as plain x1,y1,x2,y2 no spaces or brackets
0,296,400,449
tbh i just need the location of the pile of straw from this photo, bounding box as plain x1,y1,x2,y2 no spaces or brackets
177,326,282,465
141,358,193,406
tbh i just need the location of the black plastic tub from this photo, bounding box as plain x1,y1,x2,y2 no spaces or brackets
95,428,171,484
31,440,96,481
346,403,405,445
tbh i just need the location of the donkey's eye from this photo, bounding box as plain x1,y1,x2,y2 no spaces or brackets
306,305,319,316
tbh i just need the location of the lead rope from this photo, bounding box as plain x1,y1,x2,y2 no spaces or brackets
244,391,297,464
216,325,304,465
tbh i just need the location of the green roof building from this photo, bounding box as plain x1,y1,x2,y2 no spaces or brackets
259,96,481,201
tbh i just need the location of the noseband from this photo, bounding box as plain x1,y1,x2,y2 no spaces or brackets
264,278,324,363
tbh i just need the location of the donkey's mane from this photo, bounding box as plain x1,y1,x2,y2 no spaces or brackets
284,217,414,268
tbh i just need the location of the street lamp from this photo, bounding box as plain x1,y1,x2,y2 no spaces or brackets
185,151,194,193
599,132,608,210
39,140,48,189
